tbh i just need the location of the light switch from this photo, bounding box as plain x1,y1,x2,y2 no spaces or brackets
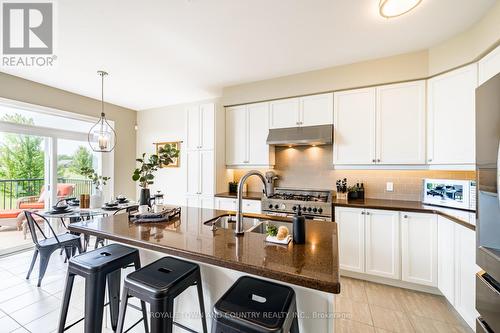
386,182,394,192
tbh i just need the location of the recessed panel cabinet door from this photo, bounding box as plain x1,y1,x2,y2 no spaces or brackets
333,88,376,164
437,216,456,305
300,93,333,127
401,212,438,286
269,98,300,129
200,150,214,195
336,207,365,273
199,103,215,150
427,64,477,164
186,106,201,151
365,209,400,279
376,81,425,164
226,106,247,165
186,151,200,195
247,103,271,165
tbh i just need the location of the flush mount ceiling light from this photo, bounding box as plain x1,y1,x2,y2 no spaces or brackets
88,70,116,152
379,0,423,18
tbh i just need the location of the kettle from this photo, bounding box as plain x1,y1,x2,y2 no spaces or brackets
264,171,278,197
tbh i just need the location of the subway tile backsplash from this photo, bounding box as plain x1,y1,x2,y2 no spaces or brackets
231,145,475,202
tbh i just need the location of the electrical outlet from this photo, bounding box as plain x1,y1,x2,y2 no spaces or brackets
386,182,394,192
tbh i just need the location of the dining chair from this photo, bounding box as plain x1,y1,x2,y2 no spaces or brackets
24,211,83,287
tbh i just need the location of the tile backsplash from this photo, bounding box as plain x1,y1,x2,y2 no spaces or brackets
231,145,475,202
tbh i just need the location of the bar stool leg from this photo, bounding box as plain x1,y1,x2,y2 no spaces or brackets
150,298,173,333
116,287,130,333
195,271,208,333
107,270,121,331
57,271,75,333
290,303,299,333
84,273,106,333
133,255,150,333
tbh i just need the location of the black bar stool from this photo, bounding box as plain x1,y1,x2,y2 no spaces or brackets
116,256,208,333
57,244,148,333
211,276,299,333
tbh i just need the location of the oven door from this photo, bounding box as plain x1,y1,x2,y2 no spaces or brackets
476,271,500,332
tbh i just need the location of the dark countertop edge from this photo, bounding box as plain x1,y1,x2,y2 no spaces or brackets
333,200,475,231
215,192,263,201
68,223,340,294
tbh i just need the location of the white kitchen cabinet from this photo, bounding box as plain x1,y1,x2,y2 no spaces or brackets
427,64,477,165
186,150,214,196
401,212,438,286
226,103,274,167
376,81,426,164
365,209,400,279
269,93,333,129
437,216,455,305
335,207,365,273
185,195,214,209
333,88,376,165
186,103,215,151
478,44,500,85
214,197,262,214
269,98,300,129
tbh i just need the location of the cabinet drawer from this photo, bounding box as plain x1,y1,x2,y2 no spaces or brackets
242,199,261,214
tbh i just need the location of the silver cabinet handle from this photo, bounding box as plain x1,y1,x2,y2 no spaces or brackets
372,159,376,163
403,215,408,218
428,159,432,162
377,159,381,162
361,211,365,215
366,212,370,215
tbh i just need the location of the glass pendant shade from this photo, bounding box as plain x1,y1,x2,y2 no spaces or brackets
88,70,116,152
379,0,422,18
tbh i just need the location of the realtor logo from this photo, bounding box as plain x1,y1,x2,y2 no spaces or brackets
2,2,53,54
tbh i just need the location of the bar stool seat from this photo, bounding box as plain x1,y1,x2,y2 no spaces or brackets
117,256,208,333
212,276,299,333
57,244,148,333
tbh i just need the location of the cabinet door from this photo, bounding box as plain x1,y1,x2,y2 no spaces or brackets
215,197,237,211
365,209,400,279
186,106,201,150
199,150,214,195
454,225,479,329
199,195,214,209
376,81,425,164
185,195,201,208
269,98,300,129
437,216,455,305
478,44,500,85
333,88,376,164
427,64,477,164
300,93,333,127
186,151,200,195
401,212,438,286
199,103,215,150
226,106,247,165
335,207,365,273
247,102,272,165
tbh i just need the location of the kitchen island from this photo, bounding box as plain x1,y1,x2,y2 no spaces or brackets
69,206,340,332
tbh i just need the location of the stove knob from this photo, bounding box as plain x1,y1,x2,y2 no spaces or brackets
292,206,297,211
318,208,323,214
313,207,318,213
302,206,307,212
307,207,312,212
274,204,279,209
268,204,273,209
280,203,286,210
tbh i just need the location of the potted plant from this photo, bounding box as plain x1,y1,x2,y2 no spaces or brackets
132,144,179,206
80,167,110,208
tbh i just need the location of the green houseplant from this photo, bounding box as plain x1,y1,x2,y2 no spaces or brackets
132,143,179,205
80,167,110,208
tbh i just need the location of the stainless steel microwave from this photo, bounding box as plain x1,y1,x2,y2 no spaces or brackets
422,178,476,211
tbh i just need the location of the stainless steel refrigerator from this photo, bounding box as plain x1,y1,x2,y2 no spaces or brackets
475,72,500,333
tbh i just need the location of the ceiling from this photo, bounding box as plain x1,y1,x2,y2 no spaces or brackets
1,0,495,110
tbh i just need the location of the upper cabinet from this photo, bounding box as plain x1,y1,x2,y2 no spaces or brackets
186,103,215,151
478,45,500,85
269,93,333,129
226,102,275,167
333,81,425,165
427,64,477,165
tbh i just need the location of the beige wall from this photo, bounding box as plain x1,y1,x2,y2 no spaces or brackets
0,72,137,198
232,145,475,201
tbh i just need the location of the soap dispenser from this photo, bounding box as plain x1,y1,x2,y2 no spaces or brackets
293,205,306,244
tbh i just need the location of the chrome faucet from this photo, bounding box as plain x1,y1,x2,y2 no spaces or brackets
235,170,268,235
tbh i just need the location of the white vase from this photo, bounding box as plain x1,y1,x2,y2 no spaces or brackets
90,189,103,209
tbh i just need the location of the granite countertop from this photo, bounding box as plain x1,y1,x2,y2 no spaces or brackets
333,198,476,230
68,207,340,293
215,191,264,200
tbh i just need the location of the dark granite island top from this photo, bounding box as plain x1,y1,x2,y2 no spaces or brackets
68,207,340,294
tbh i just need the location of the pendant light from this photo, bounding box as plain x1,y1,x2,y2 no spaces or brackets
88,70,116,152
379,0,423,18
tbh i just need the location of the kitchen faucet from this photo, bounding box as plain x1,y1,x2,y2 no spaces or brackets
235,170,268,235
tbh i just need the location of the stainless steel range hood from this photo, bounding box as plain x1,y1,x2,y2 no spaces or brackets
266,124,333,146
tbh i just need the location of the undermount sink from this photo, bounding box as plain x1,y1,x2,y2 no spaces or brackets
248,220,291,234
204,214,292,234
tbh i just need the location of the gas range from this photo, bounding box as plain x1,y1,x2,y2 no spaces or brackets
261,188,333,221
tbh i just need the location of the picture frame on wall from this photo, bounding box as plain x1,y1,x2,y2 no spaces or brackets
154,141,181,168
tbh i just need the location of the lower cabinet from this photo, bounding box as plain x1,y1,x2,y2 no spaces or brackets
214,197,262,214
437,216,455,304
336,207,365,273
185,195,214,209
401,212,438,286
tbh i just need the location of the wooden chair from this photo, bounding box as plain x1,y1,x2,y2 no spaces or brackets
24,211,83,287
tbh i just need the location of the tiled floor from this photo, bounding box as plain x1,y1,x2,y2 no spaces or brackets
0,249,473,333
